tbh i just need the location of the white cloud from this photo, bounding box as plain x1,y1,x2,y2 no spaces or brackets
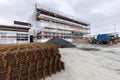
91,0,120,16
0,18,11,25
0,0,120,35
0,0,8,4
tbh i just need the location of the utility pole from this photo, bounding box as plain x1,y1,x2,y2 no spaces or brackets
113,24,116,34
113,24,118,41
34,3,37,42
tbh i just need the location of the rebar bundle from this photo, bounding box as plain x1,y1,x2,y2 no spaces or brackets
0,43,65,80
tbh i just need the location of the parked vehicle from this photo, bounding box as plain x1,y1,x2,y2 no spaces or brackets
90,34,119,45
97,34,110,44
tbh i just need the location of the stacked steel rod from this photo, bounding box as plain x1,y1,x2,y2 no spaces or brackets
0,43,65,80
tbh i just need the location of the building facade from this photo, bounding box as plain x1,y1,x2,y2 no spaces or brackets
0,25,30,44
34,6,90,42
0,6,90,44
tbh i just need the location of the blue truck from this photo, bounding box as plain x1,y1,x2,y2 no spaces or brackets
96,34,110,44
90,34,118,44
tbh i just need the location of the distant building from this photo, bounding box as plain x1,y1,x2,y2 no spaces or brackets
0,24,30,44
33,5,90,42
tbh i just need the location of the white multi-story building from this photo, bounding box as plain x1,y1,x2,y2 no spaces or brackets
0,24,30,44
34,6,90,42
0,5,90,44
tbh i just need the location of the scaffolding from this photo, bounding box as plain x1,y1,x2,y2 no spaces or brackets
34,4,90,42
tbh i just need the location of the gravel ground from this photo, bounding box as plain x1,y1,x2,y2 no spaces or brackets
45,44,120,80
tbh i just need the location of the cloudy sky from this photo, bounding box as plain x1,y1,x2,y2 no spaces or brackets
0,0,120,35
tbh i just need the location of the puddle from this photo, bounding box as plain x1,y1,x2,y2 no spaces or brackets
107,51,115,53
115,69,120,74
78,47,100,51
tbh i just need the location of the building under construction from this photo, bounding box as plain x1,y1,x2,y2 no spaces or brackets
34,5,90,42
0,5,90,44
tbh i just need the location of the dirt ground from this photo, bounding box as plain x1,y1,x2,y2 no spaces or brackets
45,44,120,80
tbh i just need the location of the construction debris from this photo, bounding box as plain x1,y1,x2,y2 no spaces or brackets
73,38,89,44
46,38,76,48
0,43,65,80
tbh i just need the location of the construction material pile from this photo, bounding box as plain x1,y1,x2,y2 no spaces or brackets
46,38,76,48
0,43,65,80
